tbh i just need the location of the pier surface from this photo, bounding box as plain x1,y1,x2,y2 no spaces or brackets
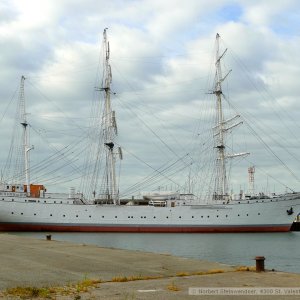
0,233,299,299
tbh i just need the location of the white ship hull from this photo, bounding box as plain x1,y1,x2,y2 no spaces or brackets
0,192,299,233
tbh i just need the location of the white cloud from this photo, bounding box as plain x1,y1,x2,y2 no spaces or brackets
241,0,299,27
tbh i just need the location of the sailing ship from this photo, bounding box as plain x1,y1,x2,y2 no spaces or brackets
0,30,299,233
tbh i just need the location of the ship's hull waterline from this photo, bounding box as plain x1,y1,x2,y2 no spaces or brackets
0,223,292,233
0,193,299,233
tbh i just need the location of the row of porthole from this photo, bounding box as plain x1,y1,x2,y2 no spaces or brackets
3,198,74,204
237,199,278,204
125,213,262,219
10,212,262,218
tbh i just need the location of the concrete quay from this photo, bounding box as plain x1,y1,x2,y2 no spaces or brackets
0,233,299,299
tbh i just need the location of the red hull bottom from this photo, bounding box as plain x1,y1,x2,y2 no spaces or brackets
0,223,292,233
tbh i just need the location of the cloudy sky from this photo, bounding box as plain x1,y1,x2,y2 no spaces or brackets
1,0,300,198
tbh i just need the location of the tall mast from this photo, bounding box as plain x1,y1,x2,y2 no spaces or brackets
214,33,227,199
212,33,249,200
19,76,33,196
101,28,119,205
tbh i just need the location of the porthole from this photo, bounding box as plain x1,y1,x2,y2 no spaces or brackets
166,216,169,219
12,199,14,202
34,213,36,216
50,214,52,216
201,216,203,218
207,216,210,218
76,215,78,217
44,201,46,203
179,216,181,219
128,216,130,218
25,200,27,202
238,214,240,216
238,201,240,204
226,215,228,217
115,216,117,218
131,216,133,218
216,215,219,218
153,216,156,219
11,212,14,214
60,201,63,204
2,198,4,200
54,201,56,203
63,215,66,217
192,216,194,218
89,215,91,218
258,213,261,215
102,216,104,218
246,214,249,216
21,213,23,215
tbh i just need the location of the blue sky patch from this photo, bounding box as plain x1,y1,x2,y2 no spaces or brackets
218,3,242,22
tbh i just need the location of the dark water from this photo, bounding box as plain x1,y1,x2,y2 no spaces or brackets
13,232,300,273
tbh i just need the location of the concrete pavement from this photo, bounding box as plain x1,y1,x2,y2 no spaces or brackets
0,233,299,299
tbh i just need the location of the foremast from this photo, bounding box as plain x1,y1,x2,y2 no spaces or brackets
212,33,249,201
101,28,120,205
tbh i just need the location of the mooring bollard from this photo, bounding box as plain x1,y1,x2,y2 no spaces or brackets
255,256,265,272
46,234,52,241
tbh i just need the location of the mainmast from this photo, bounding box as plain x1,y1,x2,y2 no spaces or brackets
101,28,119,205
212,33,249,201
19,76,33,196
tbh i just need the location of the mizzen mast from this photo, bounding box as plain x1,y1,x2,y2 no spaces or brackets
19,76,33,196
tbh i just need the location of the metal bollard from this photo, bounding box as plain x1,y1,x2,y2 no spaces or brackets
255,256,265,272
46,234,52,241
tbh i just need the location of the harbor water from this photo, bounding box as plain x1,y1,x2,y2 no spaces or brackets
13,231,300,273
